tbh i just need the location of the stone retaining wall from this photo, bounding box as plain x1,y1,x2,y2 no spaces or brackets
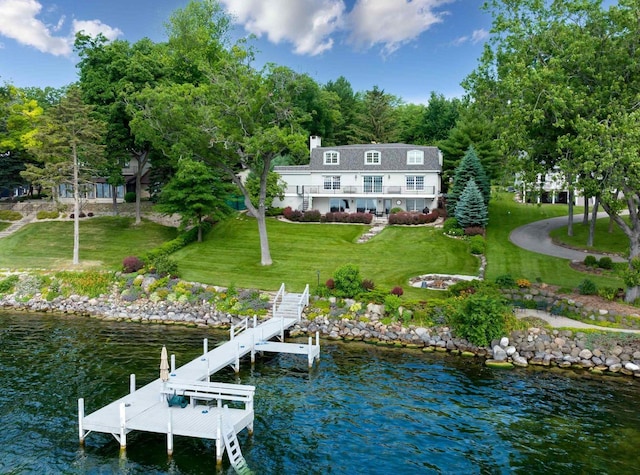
2,291,639,379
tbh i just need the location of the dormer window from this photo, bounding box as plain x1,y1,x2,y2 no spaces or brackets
407,150,424,165
365,150,381,165
324,151,340,165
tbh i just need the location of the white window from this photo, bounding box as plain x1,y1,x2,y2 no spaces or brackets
324,151,339,165
406,198,426,212
407,150,424,165
365,150,381,165
406,175,425,191
363,176,383,193
323,175,341,190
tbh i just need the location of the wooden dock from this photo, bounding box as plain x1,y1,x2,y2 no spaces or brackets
78,284,318,472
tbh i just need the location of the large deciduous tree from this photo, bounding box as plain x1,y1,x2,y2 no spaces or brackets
466,0,640,302
26,87,106,265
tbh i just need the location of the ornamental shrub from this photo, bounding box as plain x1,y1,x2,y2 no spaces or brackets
389,207,403,214
598,256,613,269
124,191,136,203
301,209,321,222
361,279,375,291
494,274,516,288
36,210,59,219
446,292,511,346
333,264,362,298
325,278,335,289
123,256,145,273
469,235,485,255
384,294,402,319
578,279,597,295
464,226,485,237
390,286,404,296
0,274,20,294
442,217,463,235
148,255,179,278
0,210,22,221
583,255,598,267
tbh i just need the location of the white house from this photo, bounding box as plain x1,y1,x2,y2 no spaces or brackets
274,137,442,216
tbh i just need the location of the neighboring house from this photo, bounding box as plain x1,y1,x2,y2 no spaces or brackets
274,137,442,215
57,159,151,204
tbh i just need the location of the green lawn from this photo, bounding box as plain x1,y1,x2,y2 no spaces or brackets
0,216,177,270
174,215,479,295
486,194,623,289
0,222,10,232
549,217,629,256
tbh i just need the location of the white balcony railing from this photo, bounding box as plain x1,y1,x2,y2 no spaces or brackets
291,185,436,195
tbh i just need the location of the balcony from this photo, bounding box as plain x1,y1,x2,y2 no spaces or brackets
291,185,436,196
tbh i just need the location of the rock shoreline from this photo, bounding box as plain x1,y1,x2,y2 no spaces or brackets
2,292,640,379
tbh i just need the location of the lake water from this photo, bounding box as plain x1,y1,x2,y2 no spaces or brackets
1,311,639,474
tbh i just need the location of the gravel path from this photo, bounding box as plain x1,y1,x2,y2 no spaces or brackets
516,308,640,333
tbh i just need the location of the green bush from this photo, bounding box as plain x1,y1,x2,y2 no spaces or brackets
442,217,463,235
583,255,598,267
384,294,402,319
0,210,22,221
494,274,516,288
124,191,136,203
446,292,512,346
469,235,485,255
598,286,618,301
389,207,403,214
148,255,180,277
333,264,362,298
36,210,59,219
598,256,613,270
578,279,597,295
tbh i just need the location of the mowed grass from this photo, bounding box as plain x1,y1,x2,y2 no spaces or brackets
174,214,479,295
0,222,10,232
486,194,623,289
549,217,629,256
0,216,177,270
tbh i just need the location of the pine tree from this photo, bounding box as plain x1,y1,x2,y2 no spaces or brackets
455,178,488,229
447,145,491,215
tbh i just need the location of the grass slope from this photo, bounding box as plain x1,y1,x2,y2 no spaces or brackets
174,215,479,294
0,216,177,270
549,217,629,256
486,194,622,289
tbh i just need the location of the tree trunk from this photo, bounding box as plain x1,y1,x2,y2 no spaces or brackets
626,234,640,303
583,196,589,225
133,150,149,226
197,217,203,243
111,184,118,216
567,186,574,237
587,196,599,247
72,145,80,266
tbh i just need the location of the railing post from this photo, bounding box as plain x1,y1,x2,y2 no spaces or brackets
129,374,136,394
78,398,85,445
170,354,176,374
203,338,208,355
119,403,127,450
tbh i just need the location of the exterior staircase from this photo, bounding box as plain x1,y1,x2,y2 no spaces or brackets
0,213,35,239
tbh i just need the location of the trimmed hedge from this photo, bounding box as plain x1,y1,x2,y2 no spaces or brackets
143,221,212,262
388,211,438,225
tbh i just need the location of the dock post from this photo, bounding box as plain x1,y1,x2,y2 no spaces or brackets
216,412,224,467
171,354,176,373
253,315,257,328
251,331,255,364
316,331,320,360
78,398,85,445
167,408,174,456
129,374,136,394
203,338,208,355
234,341,240,373
308,336,313,368
280,315,285,341
119,403,127,450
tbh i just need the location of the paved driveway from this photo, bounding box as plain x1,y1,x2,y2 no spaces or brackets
509,213,625,262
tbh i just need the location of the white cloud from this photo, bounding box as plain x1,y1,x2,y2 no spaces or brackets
346,0,452,55
452,28,489,47
221,0,345,55
72,19,122,41
0,0,122,56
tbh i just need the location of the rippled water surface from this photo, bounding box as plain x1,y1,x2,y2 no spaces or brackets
1,311,639,474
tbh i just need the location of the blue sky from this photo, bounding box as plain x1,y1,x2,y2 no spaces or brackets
0,0,493,103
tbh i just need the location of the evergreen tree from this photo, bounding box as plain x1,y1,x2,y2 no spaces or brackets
156,157,229,242
454,178,488,229
447,145,491,215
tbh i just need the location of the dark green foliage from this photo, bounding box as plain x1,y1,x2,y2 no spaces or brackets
333,264,362,298
143,221,211,262
454,179,489,228
124,192,136,203
446,292,511,346
494,274,517,288
578,279,597,295
361,279,375,291
469,235,486,255
598,256,613,269
598,286,618,301
447,145,491,215
442,217,463,235
389,207,403,214
583,255,598,267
